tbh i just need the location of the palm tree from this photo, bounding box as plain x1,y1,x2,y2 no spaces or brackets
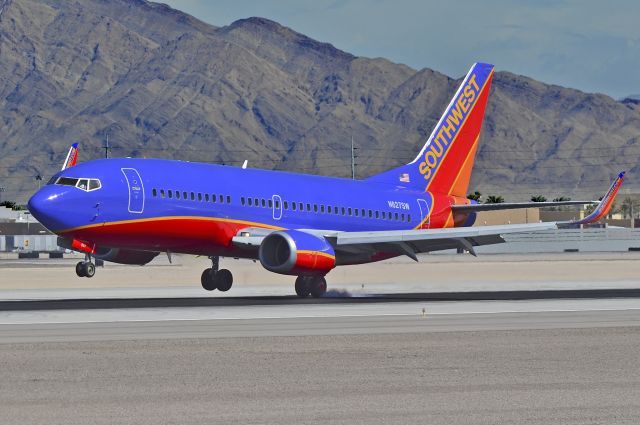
467,191,482,202
485,195,505,204
530,195,547,202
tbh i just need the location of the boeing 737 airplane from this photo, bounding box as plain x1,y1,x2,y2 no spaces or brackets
27,63,625,297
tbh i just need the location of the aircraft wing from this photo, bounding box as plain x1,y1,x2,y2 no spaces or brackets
330,222,557,259
451,200,596,212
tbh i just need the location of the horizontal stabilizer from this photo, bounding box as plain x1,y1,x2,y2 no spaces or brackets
452,200,597,213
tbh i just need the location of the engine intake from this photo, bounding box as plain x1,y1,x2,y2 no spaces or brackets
259,230,335,275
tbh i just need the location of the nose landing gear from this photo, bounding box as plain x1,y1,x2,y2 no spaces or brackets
75,255,96,278
295,276,327,298
201,256,234,292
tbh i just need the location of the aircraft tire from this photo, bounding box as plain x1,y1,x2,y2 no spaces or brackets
75,261,86,278
216,269,233,292
294,276,311,298
309,276,327,298
201,268,217,291
84,262,96,278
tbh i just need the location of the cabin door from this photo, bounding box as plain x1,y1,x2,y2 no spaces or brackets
417,198,430,229
121,168,145,214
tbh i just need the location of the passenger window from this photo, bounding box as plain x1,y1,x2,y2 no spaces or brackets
342,207,346,215
299,202,304,211
241,197,246,206
292,202,297,211
189,192,194,201
361,209,366,217
395,212,399,221
197,193,201,201
407,214,411,222
152,188,157,197
248,198,253,206
176,191,181,199
284,201,289,210
320,205,324,213
382,211,386,219
254,198,259,206
375,211,379,219
183,191,187,199
88,179,101,191
160,189,165,198
313,204,318,213
262,199,266,207
348,207,352,216
226,195,231,204
401,213,405,221
327,206,332,214
306,203,311,211
275,200,280,209
211,194,215,202
354,209,359,217
268,199,273,208
205,194,209,202
168,190,173,199
368,210,372,218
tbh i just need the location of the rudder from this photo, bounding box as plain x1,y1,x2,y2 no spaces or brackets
366,63,494,197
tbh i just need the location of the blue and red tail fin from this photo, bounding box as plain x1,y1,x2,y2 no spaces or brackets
572,172,625,225
366,63,494,197
61,143,79,171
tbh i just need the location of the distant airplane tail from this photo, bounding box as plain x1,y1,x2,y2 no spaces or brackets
61,143,79,171
366,63,494,197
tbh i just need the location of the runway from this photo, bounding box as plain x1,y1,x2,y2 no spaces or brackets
1,253,640,424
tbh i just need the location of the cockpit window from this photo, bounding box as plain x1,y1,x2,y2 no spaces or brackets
54,177,101,192
57,177,79,186
88,179,101,190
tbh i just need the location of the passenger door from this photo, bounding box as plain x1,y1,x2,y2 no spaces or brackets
121,168,145,214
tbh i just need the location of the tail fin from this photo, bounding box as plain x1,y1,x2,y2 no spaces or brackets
61,143,79,171
571,171,625,225
366,63,494,197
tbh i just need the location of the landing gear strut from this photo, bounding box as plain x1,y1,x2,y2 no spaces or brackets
201,256,233,292
75,254,96,278
295,276,327,298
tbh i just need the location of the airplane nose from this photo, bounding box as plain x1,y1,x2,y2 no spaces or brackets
27,188,60,231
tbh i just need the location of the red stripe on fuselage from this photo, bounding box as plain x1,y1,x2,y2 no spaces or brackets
63,217,281,257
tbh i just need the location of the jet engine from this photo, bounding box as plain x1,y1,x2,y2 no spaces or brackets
259,230,336,275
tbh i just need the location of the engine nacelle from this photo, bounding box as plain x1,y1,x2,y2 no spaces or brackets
259,230,336,276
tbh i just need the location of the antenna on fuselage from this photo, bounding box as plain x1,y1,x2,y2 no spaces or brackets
242,160,248,169
103,132,110,159
350,135,357,180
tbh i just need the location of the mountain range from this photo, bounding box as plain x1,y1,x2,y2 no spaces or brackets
1,0,639,203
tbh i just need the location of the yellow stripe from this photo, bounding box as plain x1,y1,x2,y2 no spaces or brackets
427,69,494,191
297,250,336,260
60,215,285,234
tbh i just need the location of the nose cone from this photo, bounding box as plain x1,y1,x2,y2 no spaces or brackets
28,187,64,232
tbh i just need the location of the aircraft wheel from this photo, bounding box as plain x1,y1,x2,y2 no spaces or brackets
84,262,96,278
216,269,233,292
201,268,217,291
75,261,86,277
309,276,327,298
295,276,311,298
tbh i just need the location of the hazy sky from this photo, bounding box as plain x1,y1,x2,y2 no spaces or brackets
164,0,638,99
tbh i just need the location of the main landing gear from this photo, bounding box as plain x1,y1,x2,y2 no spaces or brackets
295,276,327,298
201,256,233,292
75,255,96,278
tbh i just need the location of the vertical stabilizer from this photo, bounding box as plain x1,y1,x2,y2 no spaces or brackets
366,63,494,197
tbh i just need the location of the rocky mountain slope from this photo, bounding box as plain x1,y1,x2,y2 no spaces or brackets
1,0,639,203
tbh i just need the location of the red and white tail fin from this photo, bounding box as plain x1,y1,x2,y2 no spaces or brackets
61,143,79,171
366,63,494,197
